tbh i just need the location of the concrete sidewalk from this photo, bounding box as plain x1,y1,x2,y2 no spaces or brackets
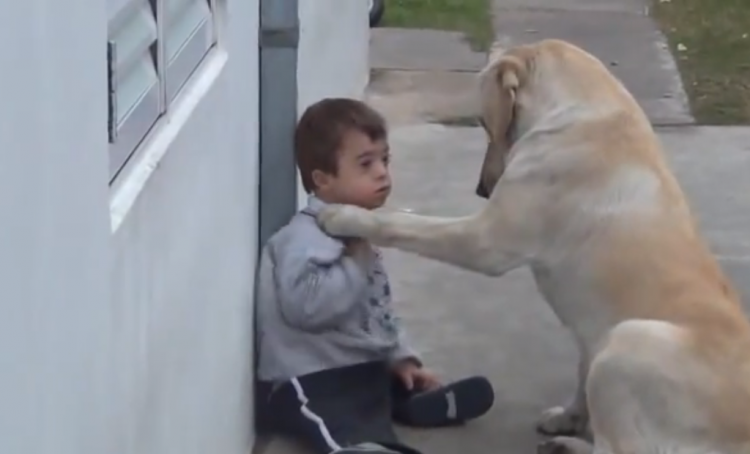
369,0,692,127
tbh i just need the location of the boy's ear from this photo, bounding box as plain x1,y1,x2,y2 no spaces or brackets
311,169,332,191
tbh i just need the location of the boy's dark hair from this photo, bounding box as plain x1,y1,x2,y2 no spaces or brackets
294,98,387,193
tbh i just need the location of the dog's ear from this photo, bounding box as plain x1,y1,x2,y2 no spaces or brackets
480,54,525,148
475,53,528,198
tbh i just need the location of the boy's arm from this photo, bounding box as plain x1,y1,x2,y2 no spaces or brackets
389,328,423,367
377,254,422,366
271,227,369,332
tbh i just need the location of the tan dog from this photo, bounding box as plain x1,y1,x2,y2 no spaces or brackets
317,39,750,454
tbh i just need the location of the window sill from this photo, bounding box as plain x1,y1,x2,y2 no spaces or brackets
109,48,228,233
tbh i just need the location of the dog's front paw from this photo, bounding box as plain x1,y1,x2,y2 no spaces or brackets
537,406,588,437
317,204,376,239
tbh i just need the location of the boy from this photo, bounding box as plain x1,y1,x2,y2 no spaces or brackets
256,98,494,454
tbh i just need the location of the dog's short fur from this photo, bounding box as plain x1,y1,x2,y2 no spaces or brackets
318,39,750,454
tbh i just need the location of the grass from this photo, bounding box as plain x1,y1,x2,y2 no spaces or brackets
652,0,750,124
382,0,494,51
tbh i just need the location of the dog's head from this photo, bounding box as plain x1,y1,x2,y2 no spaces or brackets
475,39,642,199
474,43,531,199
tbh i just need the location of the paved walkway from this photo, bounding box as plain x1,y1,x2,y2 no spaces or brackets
369,0,692,126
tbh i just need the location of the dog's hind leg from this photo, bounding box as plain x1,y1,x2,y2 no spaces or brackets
577,320,713,454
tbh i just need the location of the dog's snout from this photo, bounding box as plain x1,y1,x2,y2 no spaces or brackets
475,181,489,199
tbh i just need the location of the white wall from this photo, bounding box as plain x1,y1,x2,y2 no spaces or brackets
108,0,260,452
0,0,369,451
297,0,370,110
296,0,370,205
0,0,259,453
0,1,112,452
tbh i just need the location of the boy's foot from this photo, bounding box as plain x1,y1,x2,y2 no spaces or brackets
393,376,495,428
332,442,405,454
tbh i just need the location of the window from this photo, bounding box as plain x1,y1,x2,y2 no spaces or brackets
107,0,217,180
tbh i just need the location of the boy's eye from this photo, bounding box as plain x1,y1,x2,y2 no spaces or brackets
358,152,389,169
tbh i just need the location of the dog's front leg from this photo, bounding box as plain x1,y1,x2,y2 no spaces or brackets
536,346,594,454
538,341,590,438
317,204,527,277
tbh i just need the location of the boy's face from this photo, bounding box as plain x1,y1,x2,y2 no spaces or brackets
313,130,391,210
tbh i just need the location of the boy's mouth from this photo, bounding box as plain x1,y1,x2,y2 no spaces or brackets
376,185,391,195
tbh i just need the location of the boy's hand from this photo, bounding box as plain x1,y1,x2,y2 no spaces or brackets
393,360,441,391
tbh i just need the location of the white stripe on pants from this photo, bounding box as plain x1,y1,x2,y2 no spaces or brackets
290,377,343,452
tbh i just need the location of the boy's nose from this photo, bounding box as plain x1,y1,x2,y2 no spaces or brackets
374,162,389,178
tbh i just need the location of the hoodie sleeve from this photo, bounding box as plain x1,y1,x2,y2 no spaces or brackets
270,217,370,332
388,332,422,367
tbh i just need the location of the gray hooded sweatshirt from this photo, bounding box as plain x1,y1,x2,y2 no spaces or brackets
256,195,419,382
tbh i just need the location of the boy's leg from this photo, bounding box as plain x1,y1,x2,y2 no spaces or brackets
264,362,423,454
391,375,495,428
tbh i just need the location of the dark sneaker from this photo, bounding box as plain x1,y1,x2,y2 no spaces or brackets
393,376,495,428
